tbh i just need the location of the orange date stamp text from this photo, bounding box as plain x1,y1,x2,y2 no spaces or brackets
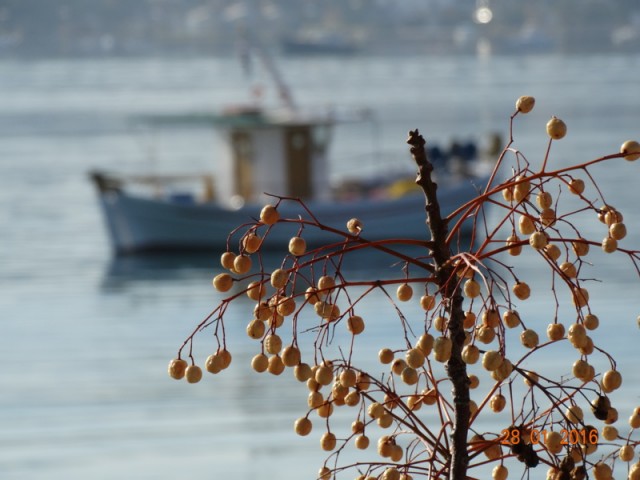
500,427,598,445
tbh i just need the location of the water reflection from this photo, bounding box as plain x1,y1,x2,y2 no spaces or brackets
101,243,440,290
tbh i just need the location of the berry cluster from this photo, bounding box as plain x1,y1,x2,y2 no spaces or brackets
171,96,640,480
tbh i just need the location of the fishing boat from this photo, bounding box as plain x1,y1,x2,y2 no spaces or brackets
90,38,491,254
90,114,489,254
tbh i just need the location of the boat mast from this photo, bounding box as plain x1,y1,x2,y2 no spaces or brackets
238,29,297,113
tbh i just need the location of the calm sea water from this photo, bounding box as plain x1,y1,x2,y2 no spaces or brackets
0,53,639,480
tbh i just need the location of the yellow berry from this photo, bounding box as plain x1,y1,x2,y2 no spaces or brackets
281,345,301,367
547,323,565,341
253,302,271,321
537,191,553,209
539,208,556,227
259,204,279,225
620,445,635,462
351,420,365,434
267,355,285,375
220,251,236,270
482,309,500,328
566,404,583,424
270,268,288,289
482,350,503,371
185,365,203,383
513,176,531,202
463,279,481,298
476,325,496,344
347,315,365,335
572,239,590,256
433,315,447,332
598,205,615,224
367,402,385,419
205,353,224,374
317,275,336,291
433,336,452,362
347,218,363,234
251,353,269,373
568,178,585,195
304,286,321,305
264,334,282,355
602,370,622,393
520,329,539,349
242,233,261,253
389,443,403,461
463,311,476,329
516,95,535,113
602,425,618,441
391,358,407,376
396,283,413,302
462,344,480,364
506,235,522,256
512,281,531,300
420,294,436,311
560,262,577,278
168,358,188,379
378,348,394,364
502,310,521,328
602,236,618,253
546,116,567,140
233,255,252,274
492,464,508,480
275,296,296,316
288,236,306,256
544,243,561,261
621,140,640,161
610,222,627,240
416,333,434,356
246,281,266,301
401,367,418,385
584,314,599,330
315,364,333,385
294,363,312,382
212,273,233,292
491,359,513,382
218,349,232,369
316,401,334,418
320,432,336,451
318,466,331,480
382,467,400,480
490,393,506,413
529,231,548,250
545,431,563,454
519,215,536,235
593,462,612,480
572,287,589,308
405,348,425,369
572,359,590,381
355,434,370,449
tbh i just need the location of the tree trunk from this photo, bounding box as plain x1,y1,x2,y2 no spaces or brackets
408,130,470,480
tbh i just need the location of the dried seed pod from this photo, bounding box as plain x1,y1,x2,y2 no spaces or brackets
259,204,279,225
547,116,567,140
168,358,188,380
516,95,535,113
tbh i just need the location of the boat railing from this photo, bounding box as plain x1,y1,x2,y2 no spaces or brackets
90,170,216,203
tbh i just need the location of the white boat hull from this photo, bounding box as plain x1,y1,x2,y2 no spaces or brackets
93,175,487,253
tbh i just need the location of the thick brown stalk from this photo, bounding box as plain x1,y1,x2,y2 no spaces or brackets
407,130,470,480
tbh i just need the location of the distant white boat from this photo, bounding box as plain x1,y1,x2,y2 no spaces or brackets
91,160,488,254
90,38,490,254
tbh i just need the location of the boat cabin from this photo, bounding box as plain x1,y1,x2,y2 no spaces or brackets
215,108,335,207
